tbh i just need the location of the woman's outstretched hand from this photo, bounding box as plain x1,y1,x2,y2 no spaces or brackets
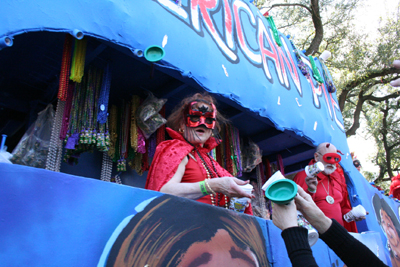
295,186,332,234
210,177,254,198
272,200,298,231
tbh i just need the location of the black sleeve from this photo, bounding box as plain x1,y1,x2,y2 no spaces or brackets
319,219,388,267
281,226,319,267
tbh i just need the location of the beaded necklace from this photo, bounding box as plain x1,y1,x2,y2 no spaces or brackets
58,34,73,101
60,82,75,140
186,138,228,209
108,105,118,159
97,63,111,124
70,38,87,83
130,95,140,152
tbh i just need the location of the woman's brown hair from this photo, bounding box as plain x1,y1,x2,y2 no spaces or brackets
166,92,228,132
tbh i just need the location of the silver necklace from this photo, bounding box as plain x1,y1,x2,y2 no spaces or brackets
321,178,334,204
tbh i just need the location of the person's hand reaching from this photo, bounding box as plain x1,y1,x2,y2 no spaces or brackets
295,186,332,234
272,200,298,231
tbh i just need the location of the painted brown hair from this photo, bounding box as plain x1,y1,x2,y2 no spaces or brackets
106,195,270,267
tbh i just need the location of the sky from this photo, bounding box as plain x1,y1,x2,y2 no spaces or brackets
346,0,399,175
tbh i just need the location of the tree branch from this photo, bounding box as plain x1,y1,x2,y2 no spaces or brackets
365,92,400,102
342,67,400,91
305,0,323,55
267,3,312,14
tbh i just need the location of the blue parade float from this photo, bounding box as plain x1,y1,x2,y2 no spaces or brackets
0,0,395,266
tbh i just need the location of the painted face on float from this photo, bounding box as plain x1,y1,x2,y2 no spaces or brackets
381,209,400,261
178,229,259,267
316,143,342,175
183,100,216,146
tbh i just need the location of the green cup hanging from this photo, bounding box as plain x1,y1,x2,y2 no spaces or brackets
144,45,165,62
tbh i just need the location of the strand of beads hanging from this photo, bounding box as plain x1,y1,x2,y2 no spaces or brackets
265,13,282,47
308,55,324,84
58,34,73,101
70,37,88,83
130,95,140,152
62,67,111,164
117,158,127,172
97,63,111,124
46,99,66,171
108,105,118,159
60,83,75,140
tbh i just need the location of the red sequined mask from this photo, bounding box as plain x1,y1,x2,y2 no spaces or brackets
322,153,341,164
185,101,216,129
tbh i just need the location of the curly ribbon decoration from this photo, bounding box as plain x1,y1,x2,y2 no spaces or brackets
290,40,310,78
308,55,324,84
266,15,282,47
320,60,337,93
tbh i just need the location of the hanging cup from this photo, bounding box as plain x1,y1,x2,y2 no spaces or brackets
144,45,165,62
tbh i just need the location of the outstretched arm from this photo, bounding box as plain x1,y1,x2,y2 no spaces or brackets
295,186,387,267
160,157,253,199
272,201,318,267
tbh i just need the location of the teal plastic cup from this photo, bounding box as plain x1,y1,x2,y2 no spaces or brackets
265,179,298,205
144,45,165,62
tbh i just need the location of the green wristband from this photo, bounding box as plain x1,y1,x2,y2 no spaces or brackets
199,181,209,196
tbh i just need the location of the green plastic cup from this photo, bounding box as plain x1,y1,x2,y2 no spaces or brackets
265,179,298,205
144,45,165,62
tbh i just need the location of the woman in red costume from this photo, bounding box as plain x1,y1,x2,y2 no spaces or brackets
145,93,253,214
